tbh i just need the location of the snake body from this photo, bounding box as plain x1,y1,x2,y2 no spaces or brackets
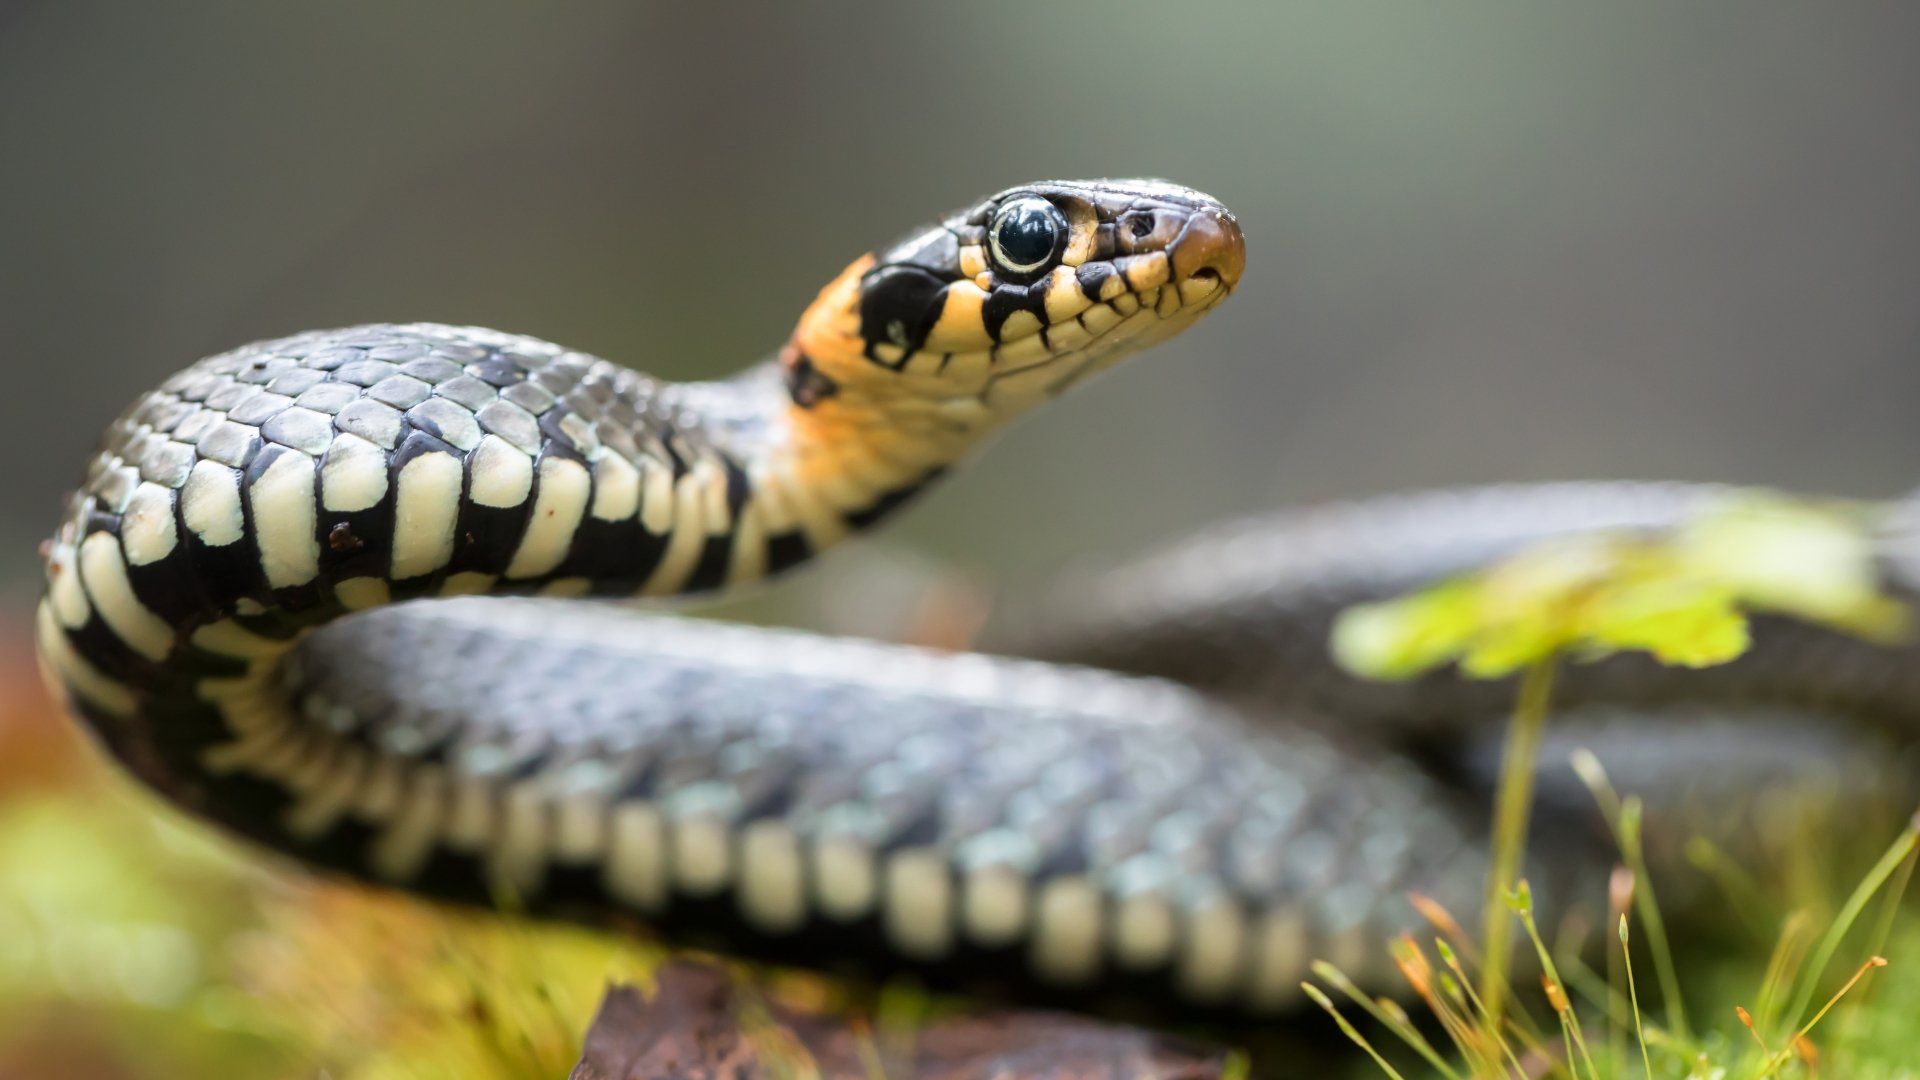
34,178,1920,1020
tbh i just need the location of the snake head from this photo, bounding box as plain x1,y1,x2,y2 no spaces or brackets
784,179,1244,441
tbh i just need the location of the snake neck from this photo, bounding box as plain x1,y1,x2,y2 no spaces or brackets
651,358,964,585
673,253,1024,580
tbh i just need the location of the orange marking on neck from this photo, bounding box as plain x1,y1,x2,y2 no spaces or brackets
778,254,962,518
785,254,871,389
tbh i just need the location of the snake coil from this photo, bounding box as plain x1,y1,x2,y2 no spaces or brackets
36,179,1920,1020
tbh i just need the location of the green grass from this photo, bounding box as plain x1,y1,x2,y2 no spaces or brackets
1309,783,1920,1079
1314,492,1920,1080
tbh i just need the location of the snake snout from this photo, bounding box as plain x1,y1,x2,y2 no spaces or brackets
1169,207,1246,294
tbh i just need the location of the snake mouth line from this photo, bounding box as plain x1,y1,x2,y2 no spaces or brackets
976,277,1223,403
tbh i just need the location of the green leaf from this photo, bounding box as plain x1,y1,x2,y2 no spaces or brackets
1330,579,1481,681
1329,490,1910,684
1584,578,1751,669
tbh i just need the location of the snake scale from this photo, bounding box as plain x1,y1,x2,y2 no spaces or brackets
34,178,1920,1023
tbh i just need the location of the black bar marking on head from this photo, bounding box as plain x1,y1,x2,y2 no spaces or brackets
980,284,1046,343
1076,261,1116,303
858,266,949,358
1092,222,1118,263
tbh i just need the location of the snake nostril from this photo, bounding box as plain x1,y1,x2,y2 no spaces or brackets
1171,212,1245,291
1128,214,1155,240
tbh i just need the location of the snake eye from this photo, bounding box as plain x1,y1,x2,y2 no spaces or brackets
987,196,1066,280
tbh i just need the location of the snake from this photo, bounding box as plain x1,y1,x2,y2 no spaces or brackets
33,177,1920,1025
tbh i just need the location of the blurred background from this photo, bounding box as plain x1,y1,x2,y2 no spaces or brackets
1,4,1918,1076
6,4,1920,604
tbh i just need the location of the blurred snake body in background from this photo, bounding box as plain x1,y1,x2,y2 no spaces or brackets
33,178,1920,1020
